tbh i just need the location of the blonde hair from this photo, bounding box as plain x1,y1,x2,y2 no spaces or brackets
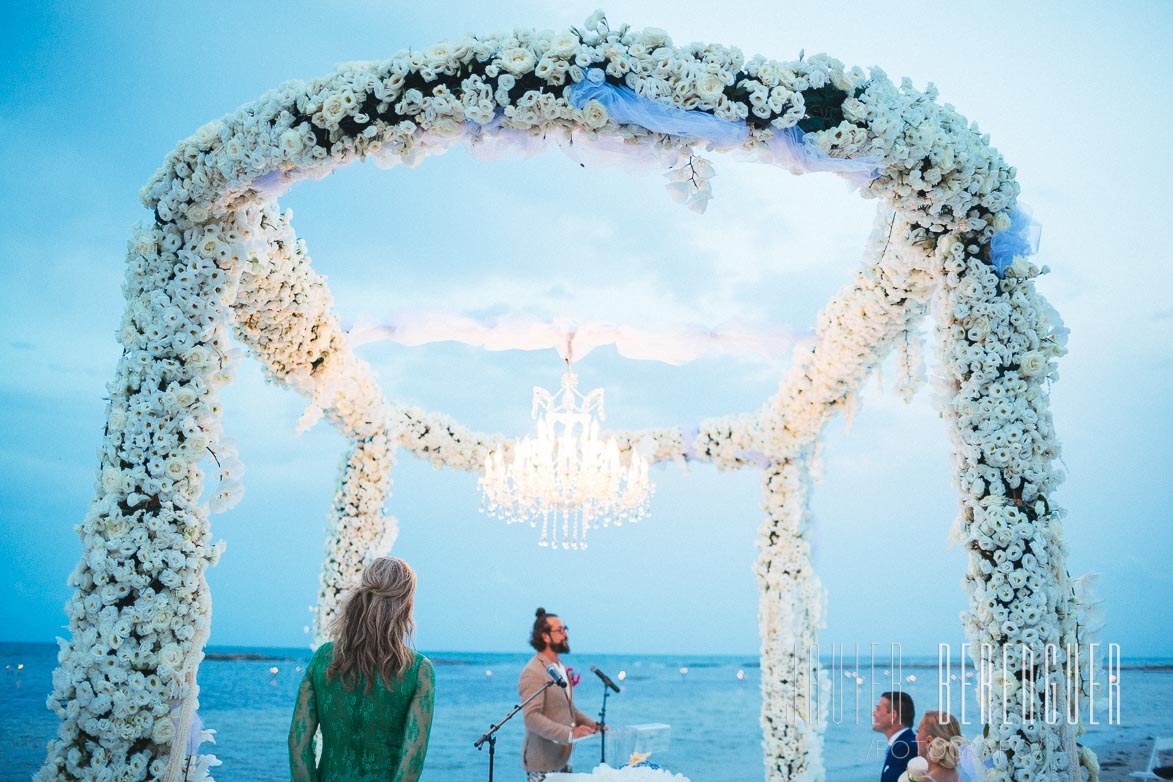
327,557,417,692
920,711,963,769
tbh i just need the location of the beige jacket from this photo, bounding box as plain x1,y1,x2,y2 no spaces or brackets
519,654,593,772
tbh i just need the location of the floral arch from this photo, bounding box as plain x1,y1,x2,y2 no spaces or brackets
40,16,1098,782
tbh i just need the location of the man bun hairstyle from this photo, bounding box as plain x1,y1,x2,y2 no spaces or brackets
529,607,556,651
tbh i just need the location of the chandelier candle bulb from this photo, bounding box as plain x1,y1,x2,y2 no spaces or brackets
478,371,653,548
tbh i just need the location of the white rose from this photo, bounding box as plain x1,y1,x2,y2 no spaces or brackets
1018,351,1047,377
186,433,210,454
694,72,726,101
279,128,305,156
193,120,222,146
165,458,188,481
173,386,198,408
321,94,347,124
104,516,129,538
580,99,610,128
534,57,559,82
548,32,579,58
639,27,670,48
500,47,536,76
425,41,453,64
151,716,175,744
184,204,210,224
1014,258,1041,279
181,345,210,367
584,10,606,32
91,692,113,715
101,467,123,493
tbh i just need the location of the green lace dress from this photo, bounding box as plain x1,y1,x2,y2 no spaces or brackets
288,642,435,782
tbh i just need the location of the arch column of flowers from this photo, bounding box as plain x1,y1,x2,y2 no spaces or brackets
754,211,935,460
227,204,398,645
746,212,937,781
38,218,242,781
935,246,1089,780
755,453,825,781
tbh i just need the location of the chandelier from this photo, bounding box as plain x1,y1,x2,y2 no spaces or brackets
479,368,653,549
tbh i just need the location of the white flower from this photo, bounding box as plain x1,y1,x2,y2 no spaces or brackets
279,128,305,156
499,47,536,76
181,345,211,368
425,41,455,65
548,32,579,58
316,97,342,126
639,27,670,48
173,385,198,408
100,467,124,494
1018,351,1047,377
694,72,726,101
580,99,609,128
164,458,188,481
151,716,175,744
584,10,607,33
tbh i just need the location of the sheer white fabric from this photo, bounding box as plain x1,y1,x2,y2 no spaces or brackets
346,314,812,366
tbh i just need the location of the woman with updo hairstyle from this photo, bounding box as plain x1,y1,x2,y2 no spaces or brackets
289,557,434,782
914,710,963,782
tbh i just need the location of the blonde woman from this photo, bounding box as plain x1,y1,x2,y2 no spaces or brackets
289,557,434,782
914,711,963,782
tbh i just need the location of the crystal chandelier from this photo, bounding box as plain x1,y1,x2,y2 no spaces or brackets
479,368,653,549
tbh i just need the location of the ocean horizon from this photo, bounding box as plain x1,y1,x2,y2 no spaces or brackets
4,642,1168,781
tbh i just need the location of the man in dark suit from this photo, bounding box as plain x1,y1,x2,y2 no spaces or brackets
873,691,917,782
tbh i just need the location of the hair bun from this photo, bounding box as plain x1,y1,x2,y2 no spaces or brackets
535,607,546,618
927,737,959,769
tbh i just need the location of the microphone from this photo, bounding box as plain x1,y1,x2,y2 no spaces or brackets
590,665,620,693
546,665,567,688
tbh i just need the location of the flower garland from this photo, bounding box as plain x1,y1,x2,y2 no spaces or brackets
390,405,501,473
936,249,1090,781
38,218,238,781
224,204,397,648
755,455,827,781
752,210,936,461
43,15,1094,781
313,437,398,648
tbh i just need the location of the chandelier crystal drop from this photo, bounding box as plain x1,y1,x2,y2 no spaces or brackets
479,370,653,549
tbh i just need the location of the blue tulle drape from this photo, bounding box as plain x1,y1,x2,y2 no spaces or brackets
761,126,883,188
565,68,749,148
565,68,883,188
990,204,1042,277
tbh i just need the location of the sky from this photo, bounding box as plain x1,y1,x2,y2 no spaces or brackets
1,1,1171,660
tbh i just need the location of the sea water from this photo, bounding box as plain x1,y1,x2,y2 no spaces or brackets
2,643,1168,781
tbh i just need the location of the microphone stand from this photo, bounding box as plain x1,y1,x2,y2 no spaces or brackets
598,685,610,766
475,679,559,782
